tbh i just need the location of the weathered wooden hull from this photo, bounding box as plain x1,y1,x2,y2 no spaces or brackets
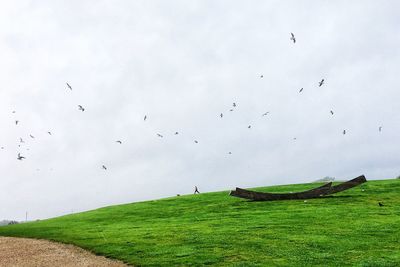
323,175,367,195
230,175,366,201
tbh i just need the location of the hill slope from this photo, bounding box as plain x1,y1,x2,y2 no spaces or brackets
1,179,400,266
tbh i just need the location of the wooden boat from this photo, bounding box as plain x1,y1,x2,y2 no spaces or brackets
230,175,367,201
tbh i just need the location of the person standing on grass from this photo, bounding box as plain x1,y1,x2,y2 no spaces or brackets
194,186,200,194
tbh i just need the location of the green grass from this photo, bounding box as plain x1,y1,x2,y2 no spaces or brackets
1,179,400,266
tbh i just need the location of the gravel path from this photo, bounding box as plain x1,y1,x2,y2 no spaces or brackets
0,237,128,267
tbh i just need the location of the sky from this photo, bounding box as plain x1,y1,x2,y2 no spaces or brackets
1,1,399,221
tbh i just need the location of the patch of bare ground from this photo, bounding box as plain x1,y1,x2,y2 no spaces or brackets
0,237,128,267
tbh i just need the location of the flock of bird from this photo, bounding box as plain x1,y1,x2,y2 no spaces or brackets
3,32,384,173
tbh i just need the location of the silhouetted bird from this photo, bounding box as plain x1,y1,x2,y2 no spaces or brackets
194,186,200,194
260,75,264,78
330,110,334,115
262,112,270,116
293,137,297,140
78,105,85,112
248,125,251,129
230,109,234,112
343,130,346,135
175,132,179,135
15,120,19,125
228,152,232,154
220,113,223,118
290,32,296,43
48,131,52,135
20,138,24,143
144,115,147,121
17,153,25,160
116,140,122,144
66,82,72,90
102,165,107,170
379,126,382,132
30,135,35,138
378,202,384,207
157,133,163,138
233,103,237,107
319,79,325,87
12,111,16,113
299,88,303,93
194,140,198,143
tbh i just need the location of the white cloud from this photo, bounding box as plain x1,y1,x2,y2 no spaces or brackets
1,0,399,220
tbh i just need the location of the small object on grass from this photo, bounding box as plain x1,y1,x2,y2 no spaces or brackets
378,202,384,207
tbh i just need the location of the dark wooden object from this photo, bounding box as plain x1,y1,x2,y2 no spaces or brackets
230,175,367,201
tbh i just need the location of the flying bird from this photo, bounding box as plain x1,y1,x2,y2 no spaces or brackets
330,110,334,115
290,32,296,43
299,88,303,93
20,138,24,143
228,152,232,155
194,140,198,144
157,133,163,138
102,165,107,170
78,105,85,112
175,132,179,135
248,125,251,129
47,131,52,135
144,115,147,121
262,112,270,116
220,113,223,118
116,140,122,144
233,103,237,107
17,153,25,160
260,75,264,78
229,109,234,112
319,79,325,87
343,130,346,135
15,120,19,125
30,135,35,138
379,126,382,132
66,82,72,90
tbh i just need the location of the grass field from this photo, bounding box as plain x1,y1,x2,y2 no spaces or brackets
1,179,400,266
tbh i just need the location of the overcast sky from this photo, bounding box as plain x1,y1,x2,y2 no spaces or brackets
1,1,399,221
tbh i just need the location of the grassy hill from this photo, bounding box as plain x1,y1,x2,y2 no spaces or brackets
1,179,399,266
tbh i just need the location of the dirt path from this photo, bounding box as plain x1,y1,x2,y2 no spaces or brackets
0,237,128,267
